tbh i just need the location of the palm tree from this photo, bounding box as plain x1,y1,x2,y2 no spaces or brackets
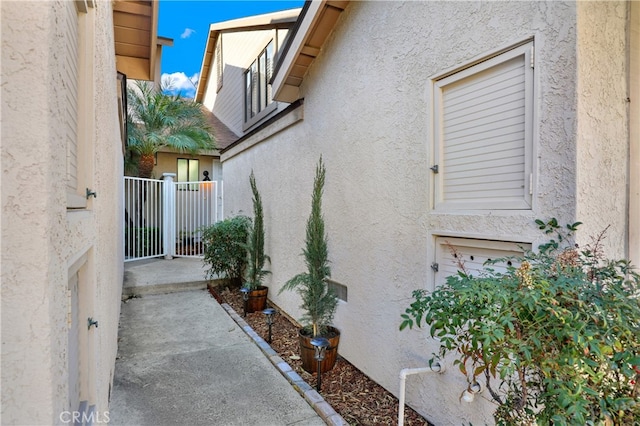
126,80,215,178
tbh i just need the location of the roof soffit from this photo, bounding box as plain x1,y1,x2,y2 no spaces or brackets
113,0,159,81
272,0,349,103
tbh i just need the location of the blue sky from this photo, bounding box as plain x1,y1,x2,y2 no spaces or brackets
158,0,304,98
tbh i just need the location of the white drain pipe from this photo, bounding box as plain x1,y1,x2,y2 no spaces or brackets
398,362,443,426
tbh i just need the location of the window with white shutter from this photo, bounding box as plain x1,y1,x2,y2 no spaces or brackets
65,0,81,206
65,1,93,209
433,237,530,287
432,41,534,210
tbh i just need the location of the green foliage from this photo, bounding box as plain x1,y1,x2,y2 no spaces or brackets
124,227,161,258
401,219,640,425
126,80,215,175
280,157,338,337
243,171,270,291
201,215,251,284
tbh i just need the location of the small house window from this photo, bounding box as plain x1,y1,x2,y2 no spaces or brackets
244,40,275,126
177,158,199,190
432,41,534,210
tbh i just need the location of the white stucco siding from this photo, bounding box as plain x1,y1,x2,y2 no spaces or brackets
2,3,68,422
299,5,581,423
2,1,123,423
575,1,630,258
222,1,633,425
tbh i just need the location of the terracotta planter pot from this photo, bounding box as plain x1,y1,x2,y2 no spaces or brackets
245,286,268,313
298,326,340,374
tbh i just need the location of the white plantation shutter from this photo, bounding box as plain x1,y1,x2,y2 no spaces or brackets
65,0,80,194
434,237,530,287
434,42,534,210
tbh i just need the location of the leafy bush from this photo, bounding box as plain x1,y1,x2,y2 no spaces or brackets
202,215,251,285
125,227,161,258
401,219,640,425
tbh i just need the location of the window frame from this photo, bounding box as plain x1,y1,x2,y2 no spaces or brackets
243,40,277,130
177,158,200,190
431,40,535,212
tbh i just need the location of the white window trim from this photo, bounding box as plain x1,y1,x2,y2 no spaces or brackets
430,40,535,212
242,102,278,131
242,36,277,131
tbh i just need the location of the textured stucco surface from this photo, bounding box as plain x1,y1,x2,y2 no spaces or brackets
220,1,634,424
2,1,123,424
575,1,629,257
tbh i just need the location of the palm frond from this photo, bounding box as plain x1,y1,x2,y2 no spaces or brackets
126,80,216,176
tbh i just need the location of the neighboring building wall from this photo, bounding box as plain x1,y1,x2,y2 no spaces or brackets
2,1,123,424
201,28,292,136
154,151,221,182
221,2,634,424
630,1,640,266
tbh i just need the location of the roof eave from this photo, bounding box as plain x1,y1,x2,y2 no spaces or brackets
113,0,160,81
272,0,349,103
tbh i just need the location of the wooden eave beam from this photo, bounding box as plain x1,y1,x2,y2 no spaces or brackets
113,1,158,81
196,30,219,103
272,1,350,103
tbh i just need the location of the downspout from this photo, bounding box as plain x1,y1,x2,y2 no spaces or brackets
398,361,444,426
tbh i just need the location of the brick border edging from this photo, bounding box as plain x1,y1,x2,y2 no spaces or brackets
221,303,347,426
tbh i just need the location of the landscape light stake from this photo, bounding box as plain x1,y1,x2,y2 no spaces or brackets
310,337,330,391
263,308,276,343
240,288,250,317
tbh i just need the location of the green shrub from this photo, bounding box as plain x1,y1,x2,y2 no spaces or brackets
243,171,270,291
401,219,640,425
202,215,251,285
125,226,161,258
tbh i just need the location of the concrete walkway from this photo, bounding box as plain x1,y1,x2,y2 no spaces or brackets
121,257,210,299
110,258,344,426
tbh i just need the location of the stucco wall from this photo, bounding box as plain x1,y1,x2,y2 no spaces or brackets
154,151,221,182
221,1,632,424
575,1,630,258
2,1,123,424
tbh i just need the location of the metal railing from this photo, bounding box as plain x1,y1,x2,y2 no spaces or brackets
124,175,223,262
124,177,164,261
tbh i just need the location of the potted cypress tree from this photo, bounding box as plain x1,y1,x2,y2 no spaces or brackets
242,171,270,313
280,157,340,373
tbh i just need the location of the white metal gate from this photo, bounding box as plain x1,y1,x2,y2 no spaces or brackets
124,174,222,262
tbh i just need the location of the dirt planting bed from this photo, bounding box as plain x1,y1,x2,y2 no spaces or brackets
209,284,431,426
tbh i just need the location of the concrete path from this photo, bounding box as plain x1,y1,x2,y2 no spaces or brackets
110,258,342,426
122,257,209,299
